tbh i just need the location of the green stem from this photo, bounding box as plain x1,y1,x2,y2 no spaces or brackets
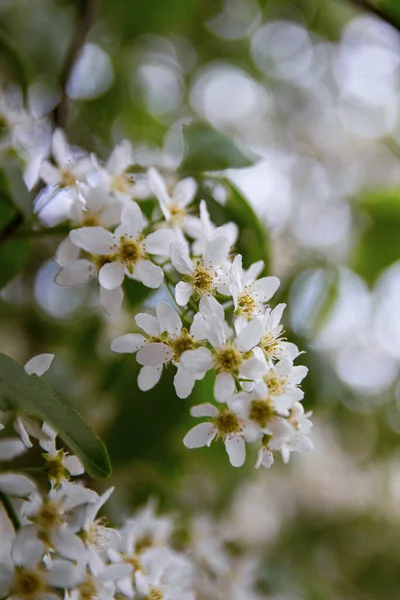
0,492,21,531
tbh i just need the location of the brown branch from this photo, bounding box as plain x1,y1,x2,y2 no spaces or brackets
347,0,400,34
52,0,96,128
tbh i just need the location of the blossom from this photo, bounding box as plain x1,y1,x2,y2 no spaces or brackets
183,402,250,467
171,236,231,307
148,167,197,230
39,423,84,486
259,303,301,363
184,199,238,256
90,140,138,199
262,357,308,416
180,314,267,402
68,180,123,228
39,128,91,189
111,301,206,397
230,254,280,325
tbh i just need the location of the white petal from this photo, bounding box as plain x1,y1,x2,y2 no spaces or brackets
145,229,175,256
204,236,230,267
24,354,54,377
0,567,12,597
251,276,280,302
205,314,226,349
240,355,267,380
180,347,213,373
170,242,193,275
64,455,84,476
173,365,195,399
51,529,86,562
135,313,161,336
111,334,146,354
100,286,123,315
230,255,243,290
190,403,219,418
148,167,171,220
235,318,264,352
172,177,197,207
107,140,133,175
120,202,145,238
40,161,61,185
70,227,114,254
99,261,125,290
134,259,163,288
98,564,133,582
256,447,274,469
52,128,70,167
224,436,246,467
12,527,45,567
156,302,182,335
136,343,173,366
55,259,95,287
56,237,80,266
190,312,206,340
199,295,225,320
214,372,235,403
244,260,264,284
175,281,193,306
14,418,32,448
0,438,26,462
269,303,286,329
0,474,36,497
46,560,84,589
138,365,163,391
183,423,215,448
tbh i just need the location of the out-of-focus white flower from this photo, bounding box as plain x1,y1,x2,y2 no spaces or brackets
90,140,138,200
181,314,267,403
69,181,124,228
39,128,91,189
40,423,84,486
149,167,197,232
111,302,206,397
259,303,300,363
261,358,308,416
184,199,238,256
0,473,36,497
135,546,195,600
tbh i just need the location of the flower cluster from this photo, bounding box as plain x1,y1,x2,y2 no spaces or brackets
36,129,313,469
0,355,282,600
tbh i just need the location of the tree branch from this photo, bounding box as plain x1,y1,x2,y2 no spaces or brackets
0,213,24,246
347,0,400,34
52,0,96,128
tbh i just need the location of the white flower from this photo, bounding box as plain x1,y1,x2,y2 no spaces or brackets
39,128,91,189
183,402,250,467
67,555,131,600
90,140,137,198
180,314,267,403
55,202,174,313
0,527,83,600
39,423,84,485
259,303,301,363
184,199,238,256
230,254,280,324
0,438,26,462
68,180,123,228
262,358,308,416
111,301,206,398
135,546,195,600
148,167,197,230
0,473,36,497
13,354,55,448
171,236,231,306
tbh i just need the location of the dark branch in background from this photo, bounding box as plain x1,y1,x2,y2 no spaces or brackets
0,213,24,246
347,0,400,34
52,0,96,128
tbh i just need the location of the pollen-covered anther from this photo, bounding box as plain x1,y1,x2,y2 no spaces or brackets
191,263,214,295
236,291,257,316
214,410,243,436
264,369,286,395
112,173,131,194
60,169,77,187
169,203,186,226
214,346,242,373
77,577,98,600
170,331,195,360
146,588,164,600
118,236,144,267
13,568,45,600
249,400,275,428
31,498,62,539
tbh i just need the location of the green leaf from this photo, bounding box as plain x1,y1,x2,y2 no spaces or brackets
0,197,29,290
203,178,270,273
181,122,253,173
352,189,400,285
0,354,111,479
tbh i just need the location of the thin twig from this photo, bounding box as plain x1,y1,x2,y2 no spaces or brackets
347,0,400,34
0,492,21,531
53,0,96,128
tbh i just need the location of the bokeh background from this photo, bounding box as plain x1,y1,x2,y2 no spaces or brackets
2,0,400,597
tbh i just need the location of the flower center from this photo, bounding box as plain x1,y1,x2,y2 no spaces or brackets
170,331,195,360
249,400,275,428
32,498,62,541
122,553,144,572
112,173,132,194
264,370,286,396
236,290,257,317
146,588,163,600
43,450,68,486
82,213,100,227
118,236,144,267
214,346,242,373
14,568,45,600
214,410,242,436
260,333,280,360
191,263,214,295
61,168,77,187
169,203,186,226
77,577,98,600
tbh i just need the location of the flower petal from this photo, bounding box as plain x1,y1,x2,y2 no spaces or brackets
55,259,95,287
106,140,134,175
46,559,84,589
190,403,219,418
180,347,214,374
148,167,171,220
138,365,163,391
70,227,114,254
56,237,80,266
0,474,36,497
12,527,44,567
100,286,124,315
52,128,70,167
230,255,243,291
40,161,61,185
0,438,26,462
51,529,86,563
204,236,230,267
99,261,125,290
175,281,193,306
145,229,175,256
134,259,163,289
225,436,246,467
170,242,193,275
156,301,182,335
190,312,206,341
205,314,226,349
111,334,146,354
174,365,195,399
214,372,235,403
235,317,264,352
251,276,280,302
24,354,54,377
172,177,197,207
135,313,161,336
63,455,84,476
183,423,215,448
120,202,145,238
199,295,225,320
136,343,173,366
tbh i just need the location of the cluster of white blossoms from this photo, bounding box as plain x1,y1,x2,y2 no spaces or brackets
0,356,278,600
34,129,313,470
